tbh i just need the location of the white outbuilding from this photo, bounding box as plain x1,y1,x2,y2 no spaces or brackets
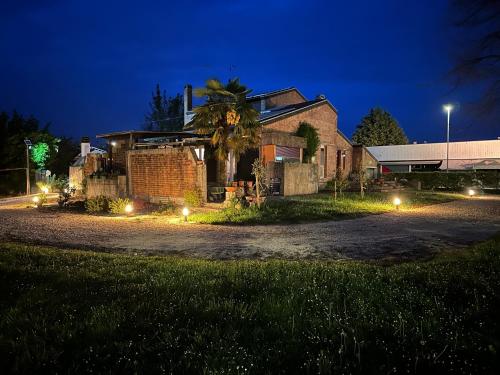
367,139,500,173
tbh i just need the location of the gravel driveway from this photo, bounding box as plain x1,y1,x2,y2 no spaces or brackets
1,196,499,260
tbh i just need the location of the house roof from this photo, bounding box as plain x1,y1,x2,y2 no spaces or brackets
259,98,338,124
367,139,500,162
246,87,307,101
96,130,201,139
71,147,107,167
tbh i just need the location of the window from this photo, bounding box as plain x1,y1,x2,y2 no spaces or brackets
337,149,346,170
320,146,326,178
275,146,300,162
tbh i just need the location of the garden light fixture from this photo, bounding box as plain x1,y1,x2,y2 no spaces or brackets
393,197,401,210
468,189,475,197
32,196,39,203
125,203,134,214
182,207,190,222
41,186,49,194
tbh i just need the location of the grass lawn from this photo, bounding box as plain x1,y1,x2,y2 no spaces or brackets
189,191,464,224
1,238,499,374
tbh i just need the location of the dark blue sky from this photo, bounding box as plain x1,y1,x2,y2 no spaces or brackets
0,0,496,143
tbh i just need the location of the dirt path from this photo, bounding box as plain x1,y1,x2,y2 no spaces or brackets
1,196,499,260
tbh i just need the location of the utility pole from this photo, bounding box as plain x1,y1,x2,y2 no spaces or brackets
24,139,32,195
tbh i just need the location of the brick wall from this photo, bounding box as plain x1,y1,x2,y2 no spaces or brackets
335,133,353,178
265,90,305,109
127,147,207,202
110,139,128,173
262,101,353,182
352,146,378,170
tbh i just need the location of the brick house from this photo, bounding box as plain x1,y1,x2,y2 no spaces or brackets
238,87,364,184
89,86,377,202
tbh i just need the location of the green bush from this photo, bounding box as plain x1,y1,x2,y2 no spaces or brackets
108,198,132,214
295,122,320,163
184,189,203,207
153,199,178,215
388,171,500,191
84,195,109,213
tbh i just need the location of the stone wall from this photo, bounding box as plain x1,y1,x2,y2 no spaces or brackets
266,161,318,196
127,147,207,202
69,166,84,190
86,176,126,198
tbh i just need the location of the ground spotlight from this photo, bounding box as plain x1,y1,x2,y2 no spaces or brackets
182,207,190,222
393,197,401,210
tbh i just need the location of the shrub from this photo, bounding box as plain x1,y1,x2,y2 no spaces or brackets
53,177,76,208
33,193,47,208
108,198,132,214
153,199,178,215
295,122,320,163
184,189,202,208
388,171,500,191
85,196,109,213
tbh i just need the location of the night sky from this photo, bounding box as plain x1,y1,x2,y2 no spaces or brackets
0,0,497,143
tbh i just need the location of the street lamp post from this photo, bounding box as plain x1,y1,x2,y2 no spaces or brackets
24,139,32,195
443,104,453,173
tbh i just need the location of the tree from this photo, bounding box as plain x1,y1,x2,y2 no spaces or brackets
144,84,183,131
352,108,408,146
192,78,260,184
332,168,349,200
449,0,500,119
295,122,320,163
251,158,267,208
0,111,60,195
31,143,50,169
46,137,79,176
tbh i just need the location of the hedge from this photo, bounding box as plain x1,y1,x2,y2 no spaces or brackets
387,170,500,191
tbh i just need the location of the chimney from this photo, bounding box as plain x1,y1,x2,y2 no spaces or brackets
184,84,192,125
81,136,90,158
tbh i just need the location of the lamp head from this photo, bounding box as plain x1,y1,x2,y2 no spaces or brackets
443,104,453,113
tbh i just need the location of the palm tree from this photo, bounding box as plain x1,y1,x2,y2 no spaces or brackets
192,78,260,184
